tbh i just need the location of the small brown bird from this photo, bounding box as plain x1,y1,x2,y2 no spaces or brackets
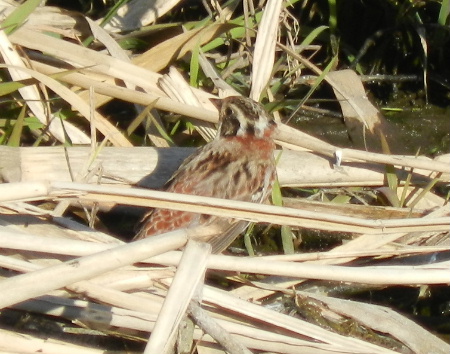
134,96,277,253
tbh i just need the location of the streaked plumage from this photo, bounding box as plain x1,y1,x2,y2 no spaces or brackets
134,96,277,253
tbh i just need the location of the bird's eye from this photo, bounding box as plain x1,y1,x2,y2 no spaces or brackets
224,107,233,116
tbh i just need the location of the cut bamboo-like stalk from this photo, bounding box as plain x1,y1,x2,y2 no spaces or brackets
1,232,448,286
144,241,211,354
0,230,189,309
0,181,448,234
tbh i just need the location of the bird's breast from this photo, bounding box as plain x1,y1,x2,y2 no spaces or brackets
225,135,276,159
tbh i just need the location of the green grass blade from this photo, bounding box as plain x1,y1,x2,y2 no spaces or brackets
384,164,400,207
0,81,27,96
289,55,337,121
280,225,295,255
99,0,130,27
271,177,283,206
301,25,329,47
438,0,450,25
243,224,256,256
201,12,262,53
7,105,26,146
83,0,130,46
126,100,159,136
190,40,201,88
1,0,43,34
399,169,413,208
148,116,175,146
331,194,351,204
379,130,400,207
407,177,441,211
272,177,295,254
328,0,337,33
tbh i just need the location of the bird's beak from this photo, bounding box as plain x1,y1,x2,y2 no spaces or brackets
209,97,223,111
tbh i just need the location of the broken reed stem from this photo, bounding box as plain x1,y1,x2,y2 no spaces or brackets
1,232,448,286
1,181,448,235
0,230,189,309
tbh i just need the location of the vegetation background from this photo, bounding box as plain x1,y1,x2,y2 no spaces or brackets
0,0,449,353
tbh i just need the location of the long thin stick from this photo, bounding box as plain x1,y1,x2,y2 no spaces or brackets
0,230,188,309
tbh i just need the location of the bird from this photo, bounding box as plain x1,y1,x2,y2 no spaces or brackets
133,96,277,253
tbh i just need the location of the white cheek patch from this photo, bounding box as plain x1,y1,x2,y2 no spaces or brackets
236,112,249,136
254,116,269,138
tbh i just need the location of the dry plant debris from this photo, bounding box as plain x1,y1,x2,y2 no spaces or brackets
0,1,449,354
